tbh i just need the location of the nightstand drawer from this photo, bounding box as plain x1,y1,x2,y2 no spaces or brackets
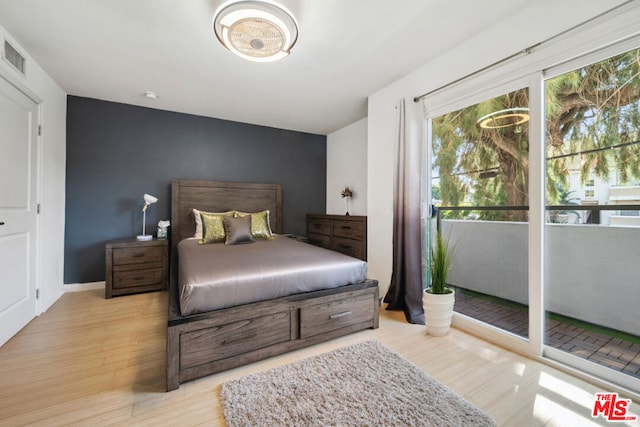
307,218,331,235
332,220,364,240
300,294,374,338
113,246,164,265
113,267,163,289
332,237,364,260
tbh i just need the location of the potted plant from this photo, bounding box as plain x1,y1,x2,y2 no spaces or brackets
423,228,456,336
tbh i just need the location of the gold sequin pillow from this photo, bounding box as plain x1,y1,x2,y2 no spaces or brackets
193,209,235,239
198,211,235,244
234,210,273,240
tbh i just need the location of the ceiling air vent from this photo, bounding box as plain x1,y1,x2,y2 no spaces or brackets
3,40,25,75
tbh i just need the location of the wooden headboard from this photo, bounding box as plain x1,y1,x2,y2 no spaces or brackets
171,179,283,249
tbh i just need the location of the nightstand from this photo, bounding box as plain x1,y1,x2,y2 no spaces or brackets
105,238,168,298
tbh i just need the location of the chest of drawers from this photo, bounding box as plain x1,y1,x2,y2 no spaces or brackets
306,214,367,261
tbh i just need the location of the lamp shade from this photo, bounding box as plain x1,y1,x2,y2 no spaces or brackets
144,193,158,205
138,193,158,241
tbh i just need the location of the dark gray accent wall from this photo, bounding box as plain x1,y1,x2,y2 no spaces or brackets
65,96,326,284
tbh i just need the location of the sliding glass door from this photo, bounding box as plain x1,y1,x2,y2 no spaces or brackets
424,36,640,392
543,46,640,389
430,87,530,340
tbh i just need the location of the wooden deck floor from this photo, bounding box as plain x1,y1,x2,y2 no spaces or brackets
455,290,640,379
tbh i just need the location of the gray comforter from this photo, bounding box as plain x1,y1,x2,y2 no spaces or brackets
178,235,367,316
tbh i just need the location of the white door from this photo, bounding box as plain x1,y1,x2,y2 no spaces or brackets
0,76,39,347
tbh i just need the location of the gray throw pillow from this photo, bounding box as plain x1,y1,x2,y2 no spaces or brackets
223,215,255,245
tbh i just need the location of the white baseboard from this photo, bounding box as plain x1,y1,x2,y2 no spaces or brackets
63,281,105,293
39,290,63,314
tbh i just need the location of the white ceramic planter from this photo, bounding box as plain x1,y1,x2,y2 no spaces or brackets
422,289,455,336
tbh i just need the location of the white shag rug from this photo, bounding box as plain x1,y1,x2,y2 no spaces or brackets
220,340,496,426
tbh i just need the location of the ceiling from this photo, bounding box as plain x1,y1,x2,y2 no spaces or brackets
0,0,628,135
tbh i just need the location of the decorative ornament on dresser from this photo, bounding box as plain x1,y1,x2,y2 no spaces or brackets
341,186,353,216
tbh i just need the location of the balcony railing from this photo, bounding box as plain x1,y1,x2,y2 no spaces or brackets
431,207,640,336
435,204,640,230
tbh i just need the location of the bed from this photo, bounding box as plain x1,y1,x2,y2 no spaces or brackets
166,179,379,391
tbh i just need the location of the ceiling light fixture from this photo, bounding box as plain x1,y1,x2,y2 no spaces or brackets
213,0,298,62
477,107,530,129
144,91,158,99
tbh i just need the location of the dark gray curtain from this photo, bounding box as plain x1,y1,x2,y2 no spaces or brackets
384,99,425,324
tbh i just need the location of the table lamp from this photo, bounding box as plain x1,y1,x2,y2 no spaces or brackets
137,193,158,241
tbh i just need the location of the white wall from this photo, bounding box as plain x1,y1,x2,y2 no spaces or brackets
326,118,367,216
366,0,635,299
0,25,67,313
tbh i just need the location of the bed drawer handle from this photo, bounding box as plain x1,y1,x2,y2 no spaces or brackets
329,311,352,320
337,244,352,249
132,276,145,281
132,253,145,258
222,332,258,345
341,226,352,229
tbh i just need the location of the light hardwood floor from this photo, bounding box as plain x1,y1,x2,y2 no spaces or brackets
0,289,638,426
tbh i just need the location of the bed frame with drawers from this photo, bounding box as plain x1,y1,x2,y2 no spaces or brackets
166,179,379,391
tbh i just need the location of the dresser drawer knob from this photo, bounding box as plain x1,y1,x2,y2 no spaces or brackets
341,226,351,229
132,253,145,258
329,311,352,320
